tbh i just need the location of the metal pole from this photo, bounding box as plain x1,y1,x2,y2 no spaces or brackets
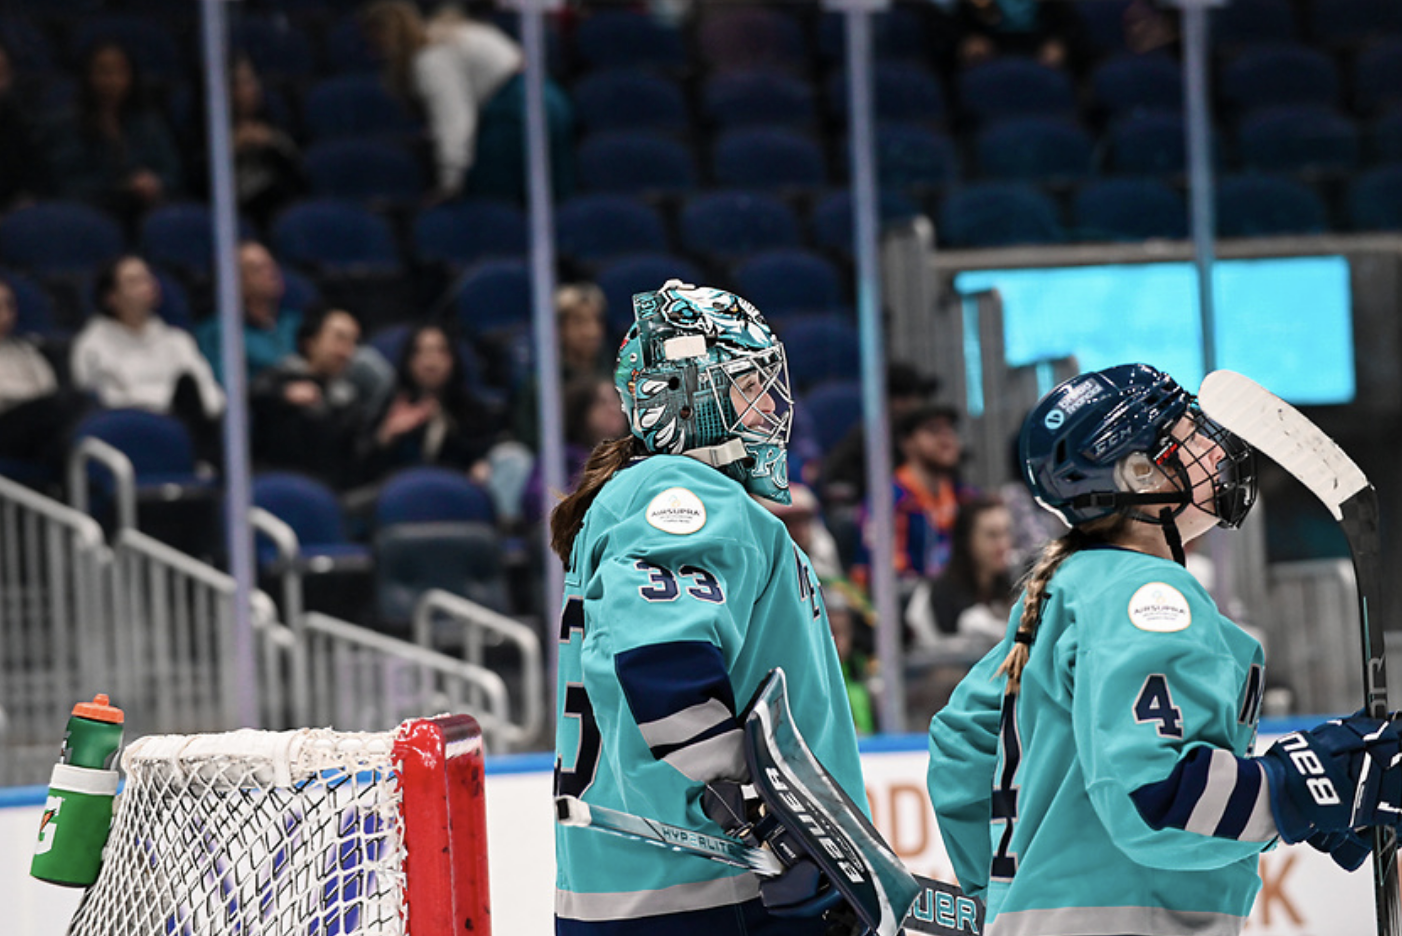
200,0,258,728
1175,0,1221,373
829,0,902,733
503,0,565,712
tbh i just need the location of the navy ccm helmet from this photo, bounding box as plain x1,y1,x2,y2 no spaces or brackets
1020,363,1257,533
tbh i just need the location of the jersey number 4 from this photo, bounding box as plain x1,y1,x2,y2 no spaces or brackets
1134,674,1184,738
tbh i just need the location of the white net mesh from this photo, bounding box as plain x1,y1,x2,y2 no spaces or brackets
68,728,408,936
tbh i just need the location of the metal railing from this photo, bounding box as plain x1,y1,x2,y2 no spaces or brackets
66,436,137,533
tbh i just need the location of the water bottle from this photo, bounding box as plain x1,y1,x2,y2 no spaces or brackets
30,694,124,887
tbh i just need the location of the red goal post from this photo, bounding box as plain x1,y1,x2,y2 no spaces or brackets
67,714,491,936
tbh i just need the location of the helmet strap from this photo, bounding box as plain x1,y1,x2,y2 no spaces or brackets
1158,506,1187,566
684,438,749,469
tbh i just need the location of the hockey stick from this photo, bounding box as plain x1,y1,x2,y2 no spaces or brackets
556,795,982,936
1199,369,1398,936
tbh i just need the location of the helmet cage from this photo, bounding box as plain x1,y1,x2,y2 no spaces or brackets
1149,402,1256,529
700,348,793,451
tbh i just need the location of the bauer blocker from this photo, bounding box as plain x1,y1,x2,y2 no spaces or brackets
557,669,985,936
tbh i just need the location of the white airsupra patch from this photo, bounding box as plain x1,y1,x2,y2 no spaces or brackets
1128,582,1192,632
646,487,707,534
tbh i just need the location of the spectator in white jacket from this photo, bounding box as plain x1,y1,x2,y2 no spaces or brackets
361,0,572,203
71,255,225,461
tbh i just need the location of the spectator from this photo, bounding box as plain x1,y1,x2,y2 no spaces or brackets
229,56,305,231
819,361,940,504
359,323,502,484
250,306,375,489
0,39,46,211
196,241,302,386
360,0,573,203
48,40,182,226
905,495,1016,653
522,374,625,522
70,255,224,461
511,281,614,447
851,403,980,598
0,278,86,471
759,482,844,581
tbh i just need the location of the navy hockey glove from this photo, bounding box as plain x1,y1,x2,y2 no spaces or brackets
1258,711,1402,843
1305,828,1371,872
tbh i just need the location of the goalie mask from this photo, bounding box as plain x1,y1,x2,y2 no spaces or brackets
616,279,793,504
1020,364,1257,554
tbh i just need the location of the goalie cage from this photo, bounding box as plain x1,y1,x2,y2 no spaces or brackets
66,714,490,936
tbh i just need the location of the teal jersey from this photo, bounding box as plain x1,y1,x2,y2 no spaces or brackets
554,455,866,923
928,547,1271,936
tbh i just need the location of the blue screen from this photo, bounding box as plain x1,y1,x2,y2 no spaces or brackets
953,256,1355,404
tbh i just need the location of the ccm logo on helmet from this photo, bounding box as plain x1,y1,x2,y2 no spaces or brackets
1277,733,1341,807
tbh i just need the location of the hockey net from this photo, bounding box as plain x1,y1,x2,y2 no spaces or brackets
67,714,490,936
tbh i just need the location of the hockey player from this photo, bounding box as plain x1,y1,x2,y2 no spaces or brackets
927,363,1402,936
550,280,866,935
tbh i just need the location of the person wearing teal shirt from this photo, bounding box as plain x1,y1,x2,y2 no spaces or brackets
928,364,1402,936
195,241,302,387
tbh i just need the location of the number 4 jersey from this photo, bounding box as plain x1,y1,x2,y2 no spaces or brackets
554,454,866,925
928,546,1271,936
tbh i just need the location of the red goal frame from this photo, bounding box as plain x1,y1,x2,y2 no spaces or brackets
396,714,492,935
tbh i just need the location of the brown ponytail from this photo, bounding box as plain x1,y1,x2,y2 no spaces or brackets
549,436,648,563
996,513,1129,694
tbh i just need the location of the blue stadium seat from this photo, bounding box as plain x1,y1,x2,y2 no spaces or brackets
1090,53,1183,116
72,408,210,495
809,189,921,259
1236,106,1360,174
577,131,697,196
252,471,370,568
1374,110,1402,163
233,16,315,80
70,16,182,81
304,139,425,205
1214,175,1328,237
1220,43,1339,112
828,62,947,125
151,267,193,330
800,380,864,453
1210,0,1296,48
572,68,688,133
281,268,321,311
679,191,801,264
574,9,688,73
412,199,527,268
375,467,495,526
704,70,817,130
374,521,507,623
711,127,827,192
555,194,670,265
975,117,1095,182
818,6,932,64
698,7,808,73
957,57,1076,123
1355,37,1402,113
302,75,421,142
1067,0,1137,55
595,252,706,336
1306,0,1390,47
1104,112,1190,175
873,123,958,192
0,202,123,275
1347,164,1402,231
1073,178,1188,241
781,315,861,393
732,249,844,318
271,199,400,274
454,258,532,336
2,270,56,337
938,183,1065,248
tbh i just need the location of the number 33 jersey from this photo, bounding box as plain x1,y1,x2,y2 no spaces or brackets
928,546,1270,936
554,454,865,924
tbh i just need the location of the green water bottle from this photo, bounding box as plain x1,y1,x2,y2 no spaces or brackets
30,694,124,887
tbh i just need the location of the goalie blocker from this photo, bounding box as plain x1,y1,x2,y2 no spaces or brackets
558,669,985,936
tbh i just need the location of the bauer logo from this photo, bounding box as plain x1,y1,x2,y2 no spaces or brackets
646,487,706,534
1128,583,1192,632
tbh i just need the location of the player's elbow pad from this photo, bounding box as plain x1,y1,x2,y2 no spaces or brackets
1130,746,1278,843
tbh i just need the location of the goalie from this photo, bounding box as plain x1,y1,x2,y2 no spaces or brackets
548,281,873,934
928,364,1402,936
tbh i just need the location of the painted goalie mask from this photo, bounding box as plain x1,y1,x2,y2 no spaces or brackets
616,279,793,504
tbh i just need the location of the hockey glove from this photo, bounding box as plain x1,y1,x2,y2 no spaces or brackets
1258,710,1402,844
702,782,843,919
1305,828,1372,872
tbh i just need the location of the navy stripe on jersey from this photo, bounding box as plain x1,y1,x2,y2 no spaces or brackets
616,641,744,782
1130,746,1276,842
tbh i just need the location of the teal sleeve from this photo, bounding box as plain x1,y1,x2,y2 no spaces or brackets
1075,574,1270,871
927,646,1005,899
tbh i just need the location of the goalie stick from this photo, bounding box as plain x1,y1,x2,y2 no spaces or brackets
1199,369,1398,936
556,796,982,936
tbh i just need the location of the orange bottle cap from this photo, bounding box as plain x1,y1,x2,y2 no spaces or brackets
72,693,124,724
